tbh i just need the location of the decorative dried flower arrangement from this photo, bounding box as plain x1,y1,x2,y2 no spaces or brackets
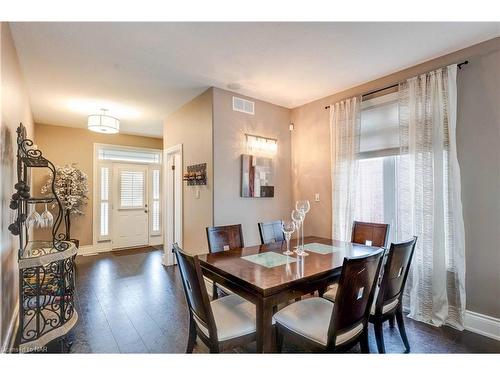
41,163,89,216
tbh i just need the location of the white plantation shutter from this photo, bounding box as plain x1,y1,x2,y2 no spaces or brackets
151,169,161,234
120,170,145,208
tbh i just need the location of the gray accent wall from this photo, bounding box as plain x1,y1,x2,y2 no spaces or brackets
213,88,292,246
456,47,500,318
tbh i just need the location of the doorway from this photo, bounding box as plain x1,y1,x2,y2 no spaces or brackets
163,144,183,266
93,143,163,252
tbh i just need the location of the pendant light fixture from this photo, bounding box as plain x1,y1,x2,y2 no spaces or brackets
87,109,120,134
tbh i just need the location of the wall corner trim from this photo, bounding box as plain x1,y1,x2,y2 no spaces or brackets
3,300,19,353
464,310,500,341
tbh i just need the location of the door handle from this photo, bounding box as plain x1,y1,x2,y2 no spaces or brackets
144,210,148,213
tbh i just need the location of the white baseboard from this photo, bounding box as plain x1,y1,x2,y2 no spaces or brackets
464,310,500,341
78,242,163,257
2,300,19,353
78,242,112,256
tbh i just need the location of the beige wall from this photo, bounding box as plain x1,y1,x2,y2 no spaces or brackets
164,88,214,254
213,88,292,246
0,22,35,351
33,123,163,247
290,37,500,318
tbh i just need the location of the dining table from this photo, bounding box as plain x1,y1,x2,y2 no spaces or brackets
198,236,382,353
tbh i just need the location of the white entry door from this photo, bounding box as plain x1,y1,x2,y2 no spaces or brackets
113,164,149,249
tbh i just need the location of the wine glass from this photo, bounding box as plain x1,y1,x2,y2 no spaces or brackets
291,209,306,255
26,204,40,228
296,200,310,254
281,220,296,255
39,203,54,228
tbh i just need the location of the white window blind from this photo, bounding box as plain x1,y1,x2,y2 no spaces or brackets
120,170,145,208
99,146,161,164
151,169,161,234
360,92,399,158
99,166,110,238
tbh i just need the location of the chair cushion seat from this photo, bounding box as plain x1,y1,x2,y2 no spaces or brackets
322,283,338,302
370,298,399,315
194,294,256,342
323,283,399,315
273,297,363,347
203,276,233,297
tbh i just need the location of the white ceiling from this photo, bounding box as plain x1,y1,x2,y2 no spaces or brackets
11,22,499,138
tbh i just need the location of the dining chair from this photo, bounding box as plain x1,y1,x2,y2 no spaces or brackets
369,237,417,353
205,224,244,299
321,221,390,298
351,221,390,248
258,220,285,245
173,243,256,353
273,249,385,353
206,224,244,253
323,237,417,353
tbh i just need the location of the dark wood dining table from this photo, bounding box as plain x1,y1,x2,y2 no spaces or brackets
198,236,382,353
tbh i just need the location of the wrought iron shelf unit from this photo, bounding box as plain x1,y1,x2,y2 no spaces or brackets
9,123,78,352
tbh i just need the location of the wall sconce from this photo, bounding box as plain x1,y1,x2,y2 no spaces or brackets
245,134,278,156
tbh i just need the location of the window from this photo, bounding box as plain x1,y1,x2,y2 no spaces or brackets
354,92,399,242
151,169,161,234
98,145,161,164
99,166,111,239
120,170,145,208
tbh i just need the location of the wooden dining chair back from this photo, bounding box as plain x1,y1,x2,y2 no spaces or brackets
370,237,417,353
328,249,385,348
376,237,417,311
351,221,390,248
258,220,285,245
206,224,244,253
173,243,217,341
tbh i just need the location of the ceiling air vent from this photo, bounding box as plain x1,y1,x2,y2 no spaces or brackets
232,96,255,115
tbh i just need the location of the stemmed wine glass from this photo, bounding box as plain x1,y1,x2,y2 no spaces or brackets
39,203,54,228
281,220,296,256
296,200,311,253
291,209,306,256
26,204,40,228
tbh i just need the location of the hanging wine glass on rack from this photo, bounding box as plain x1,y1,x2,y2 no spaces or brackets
291,209,306,256
281,220,296,255
39,203,54,228
296,200,310,254
26,204,40,228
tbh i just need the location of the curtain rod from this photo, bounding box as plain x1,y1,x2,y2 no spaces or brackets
324,60,469,110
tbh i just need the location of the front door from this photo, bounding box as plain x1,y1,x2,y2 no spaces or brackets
112,164,149,249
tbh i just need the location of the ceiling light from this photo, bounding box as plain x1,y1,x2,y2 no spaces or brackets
88,109,120,134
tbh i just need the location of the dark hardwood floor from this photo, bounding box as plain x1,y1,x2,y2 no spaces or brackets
45,247,499,353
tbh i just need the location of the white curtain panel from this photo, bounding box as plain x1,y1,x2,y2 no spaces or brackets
397,64,466,329
329,97,361,242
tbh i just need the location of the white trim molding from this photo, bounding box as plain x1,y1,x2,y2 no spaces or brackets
464,310,500,341
78,241,112,256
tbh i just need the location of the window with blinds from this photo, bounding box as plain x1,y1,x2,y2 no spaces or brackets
359,92,399,159
120,170,145,208
99,166,110,238
151,169,161,234
354,91,400,243
98,146,161,164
